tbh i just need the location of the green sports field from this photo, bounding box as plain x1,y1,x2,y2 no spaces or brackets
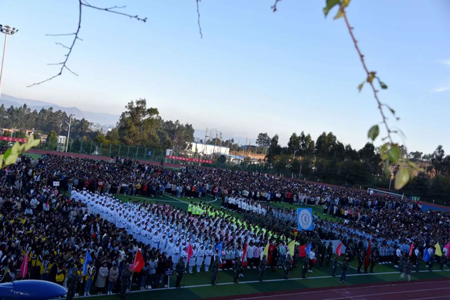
81,193,450,300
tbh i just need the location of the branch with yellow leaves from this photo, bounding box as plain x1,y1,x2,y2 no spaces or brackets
0,135,41,169
274,0,420,189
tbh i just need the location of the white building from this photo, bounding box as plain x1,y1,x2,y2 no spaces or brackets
57,136,67,152
191,142,230,155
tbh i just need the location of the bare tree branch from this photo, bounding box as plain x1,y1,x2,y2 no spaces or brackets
46,33,76,37
105,5,126,10
271,0,282,12
81,2,147,22
28,0,147,87
27,0,83,87
55,42,71,49
64,65,79,76
196,0,203,39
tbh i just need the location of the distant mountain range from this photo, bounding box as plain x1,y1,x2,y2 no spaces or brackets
0,94,255,146
0,94,119,126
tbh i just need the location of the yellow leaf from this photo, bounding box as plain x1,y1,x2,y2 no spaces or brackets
4,142,21,167
23,135,40,152
394,167,410,190
342,0,351,8
334,9,344,20
4,152,19,166
358,82,365,92
10,142,20,155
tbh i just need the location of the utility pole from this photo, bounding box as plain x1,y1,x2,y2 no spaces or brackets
65,114,74,152
0,25,19,99
203,127,208,157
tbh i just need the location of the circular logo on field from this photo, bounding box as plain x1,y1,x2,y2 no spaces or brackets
298,209,312,230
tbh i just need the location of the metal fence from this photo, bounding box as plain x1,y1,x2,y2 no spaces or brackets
31,139,281,174
34,140,167,162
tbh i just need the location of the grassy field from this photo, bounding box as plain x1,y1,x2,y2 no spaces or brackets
79,192,450,299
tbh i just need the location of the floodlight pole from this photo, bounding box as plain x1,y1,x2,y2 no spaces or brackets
65,114,74,152
0,25,19,99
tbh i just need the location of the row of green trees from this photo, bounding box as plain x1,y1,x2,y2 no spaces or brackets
0,100,195,152
252,131,450,205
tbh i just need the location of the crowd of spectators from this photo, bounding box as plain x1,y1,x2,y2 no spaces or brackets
0,154,448,296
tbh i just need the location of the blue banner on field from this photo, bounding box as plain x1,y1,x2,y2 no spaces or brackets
297,208,314,231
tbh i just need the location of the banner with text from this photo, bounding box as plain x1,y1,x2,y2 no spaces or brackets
166,155,213,164
0,136,27,143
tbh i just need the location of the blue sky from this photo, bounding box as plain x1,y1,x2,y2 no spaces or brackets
1,0,449,154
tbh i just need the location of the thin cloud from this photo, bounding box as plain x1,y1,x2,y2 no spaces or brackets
433,87,450,93
441,59,450,66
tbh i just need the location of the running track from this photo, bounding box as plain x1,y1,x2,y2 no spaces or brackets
214,279,450,300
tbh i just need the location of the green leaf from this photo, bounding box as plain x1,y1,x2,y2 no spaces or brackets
358,82,365,92
4,152,19,166
407,160,422,172
380,81,388,89
388,107,395,115
383,159,390,176
323,0,340,17
342,0,351,8
334,8,344,19
4,142,21,166
394,167,410,190
23,135,41,152
367,125,379,141
388,145,401,163
378,142,389,155
0,155,3,169
3,148,11,160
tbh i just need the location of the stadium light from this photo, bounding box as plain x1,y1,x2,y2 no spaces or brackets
65,114,74,152
0,25,19,99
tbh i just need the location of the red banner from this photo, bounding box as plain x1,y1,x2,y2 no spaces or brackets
166,155,213,164
0,136,27,143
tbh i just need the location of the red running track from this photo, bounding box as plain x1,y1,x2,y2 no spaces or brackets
222,279,450,300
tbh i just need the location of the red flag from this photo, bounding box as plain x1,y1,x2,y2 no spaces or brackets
336,243,342,257
19,252,29,278
241,244,248,261
131,249,145,272
364,240,371,269
409,243,414,257
241,244,248,267
187,244,194,262
298,245,306,258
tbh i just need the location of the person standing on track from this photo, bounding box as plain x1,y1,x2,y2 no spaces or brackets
415,251,422,273
331,255,338,277
326,242,333,266
301,258,308,279
357,248,365,274
211,257,219,286
175,257,185,289
339,256,349,283
233,257,243,284
399,257,412,282
283,255,292,279
370,250,379,273
258,255,267,282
